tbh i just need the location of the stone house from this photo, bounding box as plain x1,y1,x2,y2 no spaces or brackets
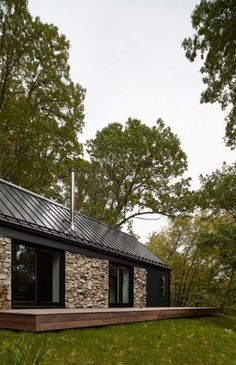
0,178,170,310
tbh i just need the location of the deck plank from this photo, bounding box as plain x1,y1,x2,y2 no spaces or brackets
0,307,223,332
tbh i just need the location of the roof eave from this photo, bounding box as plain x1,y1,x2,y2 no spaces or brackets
0,219,171,270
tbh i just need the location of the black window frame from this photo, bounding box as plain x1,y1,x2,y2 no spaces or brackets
108,262,133,307
160,274,166,297
11,240,65,309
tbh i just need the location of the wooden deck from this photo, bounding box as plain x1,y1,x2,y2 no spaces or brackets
0,307,223,332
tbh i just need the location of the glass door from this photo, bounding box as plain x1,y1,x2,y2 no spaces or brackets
109,263,133,307
38,249,62,305
12,244,37,306
12,241,64,308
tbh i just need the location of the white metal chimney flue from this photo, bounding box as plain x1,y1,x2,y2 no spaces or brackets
70,168,75,230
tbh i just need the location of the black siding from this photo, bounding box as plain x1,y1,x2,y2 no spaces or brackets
146,267,170,307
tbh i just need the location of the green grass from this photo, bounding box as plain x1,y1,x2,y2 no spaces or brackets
0,315,235,365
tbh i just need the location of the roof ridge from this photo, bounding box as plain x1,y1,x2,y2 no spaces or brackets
0,178,66,208
0,178,137,240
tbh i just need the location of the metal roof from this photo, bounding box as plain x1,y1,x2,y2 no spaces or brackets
0,179,167,268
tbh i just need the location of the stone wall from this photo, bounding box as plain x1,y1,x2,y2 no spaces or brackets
65,252,109,308
133,266,147,308
0,236,11,310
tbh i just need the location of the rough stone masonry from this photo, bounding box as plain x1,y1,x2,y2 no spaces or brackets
134,266,147,308
65,252,109,308
0,236,11,310
65,251,147,308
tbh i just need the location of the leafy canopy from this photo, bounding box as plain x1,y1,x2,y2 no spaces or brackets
199,162,236,219
147,216,236,307
76,118,192,228
197,163,236,272
147,163,236,307
0,0,85,199
183,0,236,148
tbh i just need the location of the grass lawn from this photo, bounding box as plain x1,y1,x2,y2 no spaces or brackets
0,315,235,365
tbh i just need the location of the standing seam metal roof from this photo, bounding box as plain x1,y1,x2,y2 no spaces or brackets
0,179,168,268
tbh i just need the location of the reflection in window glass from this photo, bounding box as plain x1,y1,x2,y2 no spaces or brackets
12,242,63,306
38,249,61,304
120,266,130,303
52,252,60,303
160,274,166,297
109,263,132,305
12,244,37,303
109,264,118,304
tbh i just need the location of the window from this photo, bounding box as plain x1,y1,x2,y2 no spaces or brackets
109,263,133,307
12,241,64,307
160,274,166,297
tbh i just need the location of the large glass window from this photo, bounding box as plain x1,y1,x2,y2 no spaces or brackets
12,241,64,307
109,263,133,306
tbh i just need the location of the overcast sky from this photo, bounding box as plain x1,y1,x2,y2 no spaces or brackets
29,0,235,242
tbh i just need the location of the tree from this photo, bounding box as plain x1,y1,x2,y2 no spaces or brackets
182,0,236,148
76,118,193,228
198,163,236,278
199,162,236,220
147,216,236,308
0,0,85,199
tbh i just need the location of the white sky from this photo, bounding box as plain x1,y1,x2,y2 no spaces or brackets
29,0,235,242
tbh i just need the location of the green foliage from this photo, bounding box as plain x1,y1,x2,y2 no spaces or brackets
0,335,52,365
182,0,236,148
0,0,85,199
199,162,236,219
0,316,236,365
76,118,193,228
147,216,236,308
198,163,236,271
198,216,236,270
